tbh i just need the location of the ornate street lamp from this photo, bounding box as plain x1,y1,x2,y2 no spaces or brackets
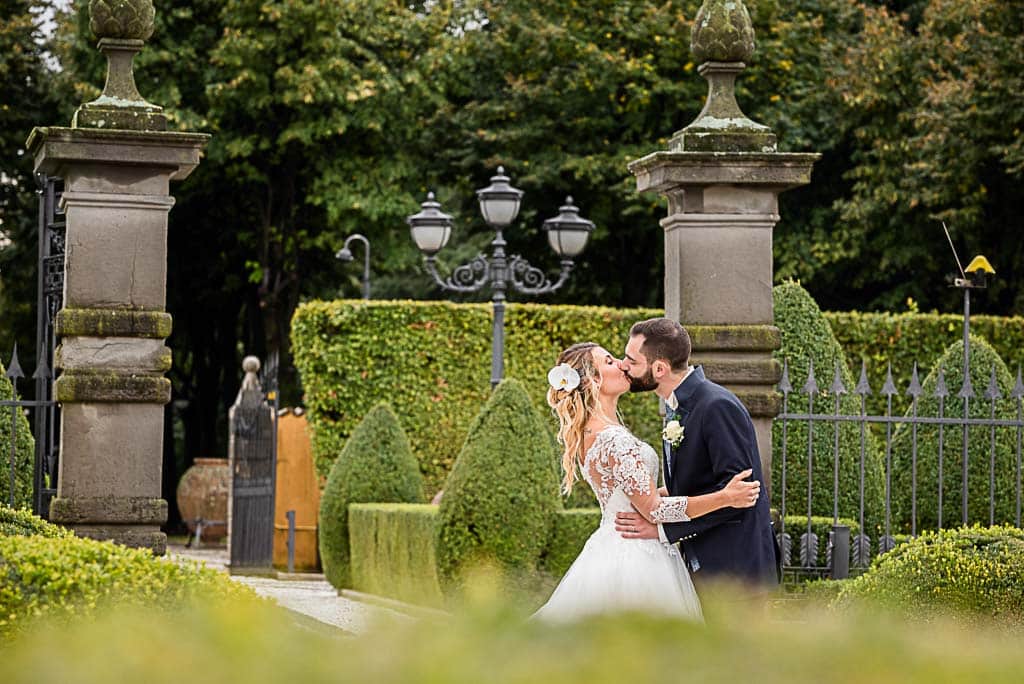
335,233,371,300
407,167,595,388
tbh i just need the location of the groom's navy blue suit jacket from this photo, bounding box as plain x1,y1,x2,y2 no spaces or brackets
663,367,779,586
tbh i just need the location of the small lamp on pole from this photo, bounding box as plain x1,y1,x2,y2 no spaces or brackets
336,233,371,300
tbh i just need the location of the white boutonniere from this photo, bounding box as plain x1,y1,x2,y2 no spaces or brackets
662,420,685,448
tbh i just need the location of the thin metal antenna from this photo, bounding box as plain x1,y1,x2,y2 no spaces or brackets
943,221,966,280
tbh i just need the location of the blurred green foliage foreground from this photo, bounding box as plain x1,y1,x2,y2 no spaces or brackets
2,506,1023,681
2,575,1024,684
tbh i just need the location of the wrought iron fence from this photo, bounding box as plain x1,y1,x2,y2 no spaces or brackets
774,355,1024,581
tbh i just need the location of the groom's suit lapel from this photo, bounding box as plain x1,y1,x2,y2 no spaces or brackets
668,366,705,490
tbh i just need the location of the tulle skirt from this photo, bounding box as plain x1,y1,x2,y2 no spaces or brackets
533,521,703,622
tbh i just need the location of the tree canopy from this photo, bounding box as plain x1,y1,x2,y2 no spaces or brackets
0,0,1019,520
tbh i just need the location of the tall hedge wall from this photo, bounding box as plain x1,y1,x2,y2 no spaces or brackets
826,311,1024,417
292,300,1024,498
292,300,661,495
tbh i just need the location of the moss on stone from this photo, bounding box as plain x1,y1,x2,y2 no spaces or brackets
55,372,170,403
49,496,167,525
55,309,172,339
688,324,781,351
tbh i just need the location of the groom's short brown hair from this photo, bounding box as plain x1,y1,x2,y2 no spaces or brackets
629,317,691,372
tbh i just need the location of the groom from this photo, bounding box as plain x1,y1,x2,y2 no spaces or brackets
615,317,779,589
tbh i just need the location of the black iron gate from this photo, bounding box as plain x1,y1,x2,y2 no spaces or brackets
2,175,62,515
228,355,277,570
32,174,63,516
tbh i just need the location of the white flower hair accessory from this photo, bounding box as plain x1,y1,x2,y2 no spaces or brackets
548,363,581,392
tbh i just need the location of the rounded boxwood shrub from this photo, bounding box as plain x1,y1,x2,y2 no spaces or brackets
0,533,253,638
436,378,560,597
0,505,69,538
772,281,885,532
834,525,1024,624
318,402,424,589
0,359,34,510
891,336,1018,530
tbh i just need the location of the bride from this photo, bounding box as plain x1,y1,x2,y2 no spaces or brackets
533,342,761,622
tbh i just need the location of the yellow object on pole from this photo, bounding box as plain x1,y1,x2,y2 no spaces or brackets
965,255,995,274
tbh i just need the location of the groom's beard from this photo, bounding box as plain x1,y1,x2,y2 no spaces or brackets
627,368,658,393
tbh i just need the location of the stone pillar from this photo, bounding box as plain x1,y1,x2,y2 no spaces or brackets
628,0,819,486
25,0,208,554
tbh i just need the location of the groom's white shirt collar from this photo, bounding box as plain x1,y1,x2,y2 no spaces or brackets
664,365,695,411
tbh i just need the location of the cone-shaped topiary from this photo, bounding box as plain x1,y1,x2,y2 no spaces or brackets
319,402,424,589
891,336,1018,530
772,281,886,532
436,378,561,597
0,360,34,510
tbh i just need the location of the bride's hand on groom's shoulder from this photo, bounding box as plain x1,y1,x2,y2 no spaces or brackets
722,469,760,509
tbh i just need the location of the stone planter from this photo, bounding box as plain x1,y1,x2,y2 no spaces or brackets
176,458,229,541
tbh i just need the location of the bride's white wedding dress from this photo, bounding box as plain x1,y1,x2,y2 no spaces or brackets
533,425,702,622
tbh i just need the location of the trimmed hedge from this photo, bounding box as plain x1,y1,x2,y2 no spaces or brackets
348,503,443,608
826,310,1024,418
318,403,424,589
347,504,601,607
0,533,254,638
0,360,34,510
834,525,1024,624
890,336,1018,530
773,281,885,532
0,505,69,539
436,379,560,597
291,300,662,496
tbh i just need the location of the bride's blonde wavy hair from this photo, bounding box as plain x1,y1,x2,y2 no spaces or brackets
547,342,617,495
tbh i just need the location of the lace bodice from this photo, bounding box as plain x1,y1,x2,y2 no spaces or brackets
581,425,689,524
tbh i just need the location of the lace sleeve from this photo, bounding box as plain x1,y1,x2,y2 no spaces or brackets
650,497,689,523
605,429,690,523
610,437,652,497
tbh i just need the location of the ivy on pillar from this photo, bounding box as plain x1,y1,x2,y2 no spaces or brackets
628,0,820,485
25,0,209,554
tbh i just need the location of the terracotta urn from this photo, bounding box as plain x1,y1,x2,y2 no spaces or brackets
176,458,230,541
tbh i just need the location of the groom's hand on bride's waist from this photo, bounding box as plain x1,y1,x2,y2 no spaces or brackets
615,512,659,540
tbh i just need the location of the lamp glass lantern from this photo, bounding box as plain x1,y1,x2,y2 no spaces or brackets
543,196,595,258
406,191,453,255
475,166,524,228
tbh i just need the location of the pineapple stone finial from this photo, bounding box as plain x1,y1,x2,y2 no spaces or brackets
73,0,166,131
670,0,775,153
